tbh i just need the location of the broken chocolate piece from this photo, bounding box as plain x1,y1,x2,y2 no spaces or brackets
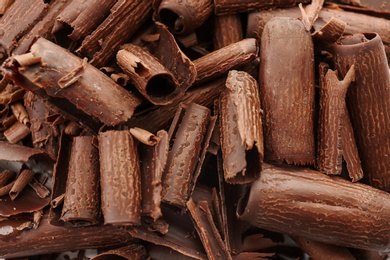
219,70,263,184
99,130,141,225
259,17,315,165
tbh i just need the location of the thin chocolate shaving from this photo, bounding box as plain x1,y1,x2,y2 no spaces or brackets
0,141,53,163
312,17,346,43
299,0,324,31
0,169,14,187
9,169,35,201
10,102,29,126
91,244,147,260
28,177,50,199
3,121,30,144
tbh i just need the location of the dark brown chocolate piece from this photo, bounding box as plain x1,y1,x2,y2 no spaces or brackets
0,141,52,163
187,198,232,260
219,70,263,184
3,38,141,131
213,0,310,15
0,213,134,259
0,169,14,187
60,136,100,226
9,169,35,200
0,86,25,105
162,103,211,208
213,14,243,50
259,17,315,165
99,130,141,225
140,130,168,221
3,121,30,144
29,177,50,199
193,38,258,85
91,244,147,260
147,244,199,260
52,0,117,42
157,0,213,35
333,33,390,191
76,0,152,67
237,163,390,252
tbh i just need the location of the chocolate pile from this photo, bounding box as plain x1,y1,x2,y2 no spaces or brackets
0,0,389,259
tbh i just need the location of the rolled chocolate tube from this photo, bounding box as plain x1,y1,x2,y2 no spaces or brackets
2,38,141,131
333,33,390,191
162,103,211,208
219,70,263,184
237,163,390,252
76,0,152,67
52,0,117,41
213,14,243,50
0,213,134,259
9,169,35,200
157,0,213,35
259,17,315,165
3,121,30,144
213,0,309,15
0,169,14,187
60,136,100,226
99,130,141,225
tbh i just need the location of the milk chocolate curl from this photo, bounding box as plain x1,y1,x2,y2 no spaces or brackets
333,33,390,191
3,38,141,131
99,130,141,225
162,103,211,208
52,0,117,41
237,163,390,252
157,0,213,35
9,169,35,200
130,127,159,146
213,0,310,15
3,120,30,144
213,14,243,50
0,169,14,187
219,70,263,184
259,17,315,165
60,136,100,226
0,0,13,15
91,244,147,260
76,0,152,67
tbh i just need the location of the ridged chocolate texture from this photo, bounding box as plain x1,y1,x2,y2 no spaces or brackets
333,33,390,191
219,70,263,184
99,130,141,225
61,136,100,226
237,163,390,252
162,103,211,208
259,17,315,165
157,0,213,35
213,14,243,50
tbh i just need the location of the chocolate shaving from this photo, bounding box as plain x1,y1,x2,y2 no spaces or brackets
91,244,147,260
213,14,243,50
3,121,30,144
9,169,35,200
28,177,50,199
0,141,53,163
0,169,13,187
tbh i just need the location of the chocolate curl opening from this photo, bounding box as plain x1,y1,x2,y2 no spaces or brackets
159,8,187,34
146,74,176,99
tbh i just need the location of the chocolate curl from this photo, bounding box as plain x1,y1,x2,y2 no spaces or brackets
77,0,152,67
52,0,117,41
237,163,390,252
317,64,363,181
312,17,346,43
3,38,141,131
130,127,159,146
60,136,100,226
110,73,129,86
0,0,48,59
64,120,81,136
99,130,141,225
0,169,14,187
193,38,258,85
0,141,53,164
3,121,30,144
0,213,135,259
187,199,232,260
0,181,13,196
213,0,310,15
292,237,355,260
140,130,168,221
91,244,147,260
219,70,263,184
29,178,50,199
213,14,243,50
333,33,390,191
259,17,315,165
10,102,29,126
298,0,324,31
9,169,35,200
0,0,13,15
157,0,213,35
162,103,211,208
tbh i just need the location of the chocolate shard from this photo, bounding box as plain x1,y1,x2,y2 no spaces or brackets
213,14,243,50
0,213,135,259
213,0,310,15
52,0,117,42
2,38,141,131
162,103,211,208
91,244,147,260
259,17,315,165
99,130,141,225
140,130,169,221
76,0,152,67
157,0,213,35
333,33,390,191
219,70,263,184
187,198,232,260
60,136,100,226
237,163,390,252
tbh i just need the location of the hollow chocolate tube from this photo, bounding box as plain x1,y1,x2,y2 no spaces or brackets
237,163,390,252
259,17,315,165
60,136,100,226
219,70,263,184
333,33,390,191
157,0,213,35
99,130,141,225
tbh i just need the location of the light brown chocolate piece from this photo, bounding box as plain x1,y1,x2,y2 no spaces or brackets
3,121,30,144
0,169,14,187
9,169,35,200
213,14,243,50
